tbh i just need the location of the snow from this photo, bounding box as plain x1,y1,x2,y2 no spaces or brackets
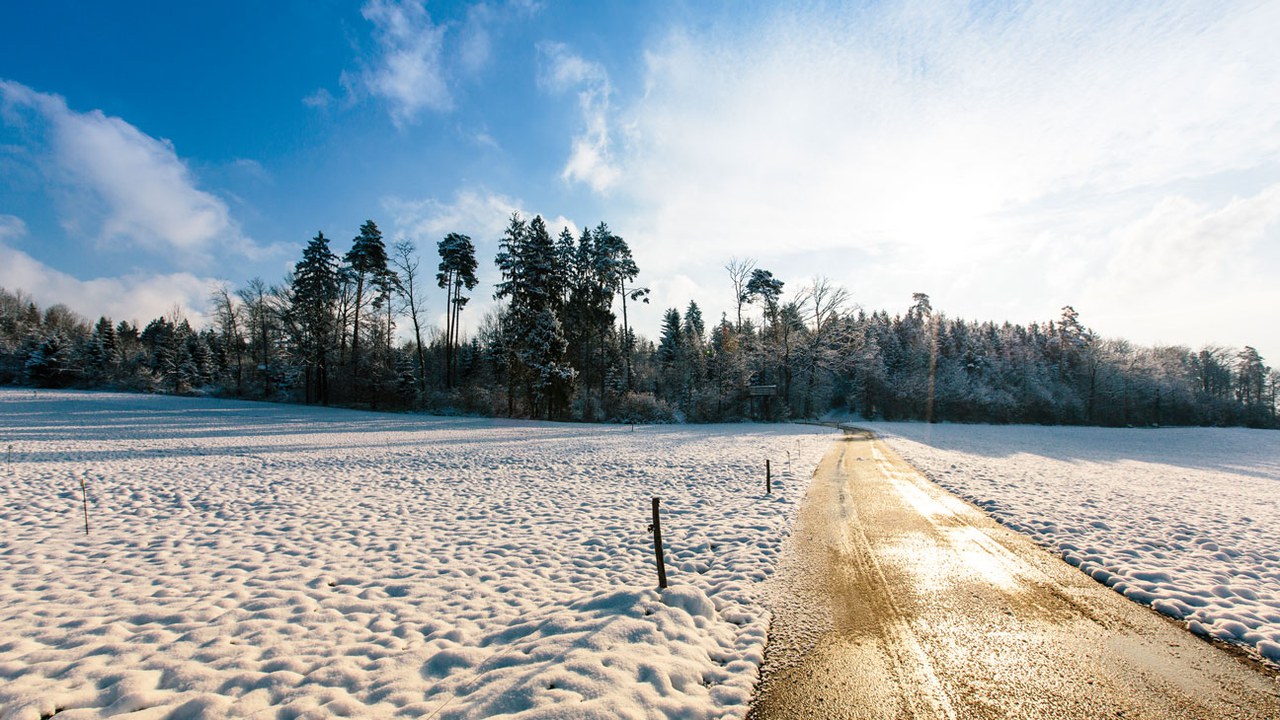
0,389,833,719
862,421,1280,665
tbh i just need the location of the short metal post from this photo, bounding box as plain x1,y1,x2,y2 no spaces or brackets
766,459,772,494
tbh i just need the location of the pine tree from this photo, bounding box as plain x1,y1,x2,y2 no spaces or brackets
656,308,684,407
744,268,785,328
345,219,388,371
81,316,118,383
25,333,71,387
291,231,340,404
1236,346,1268,407
563,225,614,410
684,301,705,342
592,223,647,391
495,213,576,417
520,308,575,418
657,308,683,367
437,232,479,388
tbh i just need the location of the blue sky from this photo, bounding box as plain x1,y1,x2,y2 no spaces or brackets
2,0,1278,363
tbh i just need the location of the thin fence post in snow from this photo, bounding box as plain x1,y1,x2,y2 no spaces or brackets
766,459,772,495
79,475,89,536
649,497,668,589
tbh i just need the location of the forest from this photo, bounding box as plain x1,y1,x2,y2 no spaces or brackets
2,214,1276,429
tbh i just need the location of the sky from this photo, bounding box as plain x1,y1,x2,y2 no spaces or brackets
1,0,1278,362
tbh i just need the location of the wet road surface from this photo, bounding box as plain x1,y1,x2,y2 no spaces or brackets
750,430,1280,719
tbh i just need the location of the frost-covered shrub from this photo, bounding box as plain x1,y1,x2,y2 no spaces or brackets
570,390,604,422
609,391,677,424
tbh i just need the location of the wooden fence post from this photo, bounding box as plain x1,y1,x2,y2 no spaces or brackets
649,497,668,589
80,476,89,535
766,459,772,495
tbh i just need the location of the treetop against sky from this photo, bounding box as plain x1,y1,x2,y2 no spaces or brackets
1,0,1277,360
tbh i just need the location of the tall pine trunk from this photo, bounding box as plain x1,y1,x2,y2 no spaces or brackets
451,277,463,385
621,280,632,391
350,274,365,369
444,269,455,388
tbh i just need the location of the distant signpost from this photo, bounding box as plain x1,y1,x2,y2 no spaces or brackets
748,385,777,419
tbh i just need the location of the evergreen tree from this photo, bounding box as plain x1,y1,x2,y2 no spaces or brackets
684,301,705,342
593,223,647,391
562,225,615,412
656,308,685,408
657,308,683,366
82,316,118,383
1236,346,1268,409
437,232,478,388
345,219,388,370
744,268,785,327
291,231,340,404
495,213,573,416
25,333,72,387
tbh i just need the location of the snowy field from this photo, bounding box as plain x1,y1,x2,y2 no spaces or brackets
0,390,833,719
863,421,1280,665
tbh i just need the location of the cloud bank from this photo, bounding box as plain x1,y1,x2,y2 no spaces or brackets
380,188,577,336
591,0,1280,355
538,42,619,193
359,0,452,124
0,80,252,265
351,0,543,126
0,229,218,328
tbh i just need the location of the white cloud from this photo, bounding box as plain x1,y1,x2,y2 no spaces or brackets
459,1,544,76
228,157,270,184
0,241,218,327
360,0,452,125
384,188,521,246
302,88,334,109
380,189,580,339
0,80,251,265
348,0,543,125
458,4,495,75
1081,185,1280,352
0,215,26,242
383,188,581,257
538,42,619,193
598,0,1280,357
470,129,500,150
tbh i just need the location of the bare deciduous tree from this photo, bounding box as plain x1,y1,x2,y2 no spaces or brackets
725,257,755,332
392,241,428,395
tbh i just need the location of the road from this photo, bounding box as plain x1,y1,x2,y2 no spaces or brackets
749,429,1280,719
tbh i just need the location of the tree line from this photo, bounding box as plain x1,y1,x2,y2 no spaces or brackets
1,216,1276,428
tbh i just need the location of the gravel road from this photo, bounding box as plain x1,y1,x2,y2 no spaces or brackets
750,429,1280,719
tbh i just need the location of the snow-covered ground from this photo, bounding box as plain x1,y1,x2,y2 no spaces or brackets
862,421,1280,665
0,389,833,720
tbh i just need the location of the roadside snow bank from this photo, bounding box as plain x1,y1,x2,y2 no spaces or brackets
0,390,832,719
864,422,1280,664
